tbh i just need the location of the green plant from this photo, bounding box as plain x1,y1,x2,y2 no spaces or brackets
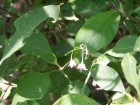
0,0,140,105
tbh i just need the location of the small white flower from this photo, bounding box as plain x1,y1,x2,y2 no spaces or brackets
76,62,87,71
68,59,76,68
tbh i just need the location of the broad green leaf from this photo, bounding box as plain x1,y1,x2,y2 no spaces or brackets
17,71,50,99
122,0,133,13
53,38,74,57
111,92,134,104
0,55,18,76
69,0,101,17
49,70,69,97
37,91,51,105
62,80,90,96
134,36,140,52
0,5,60,65
91,64,125,93
64,68,86,81
96,54,111,66
66,20,84,36
124,19,137,32
37,80,51,105
28,101,40,105
21,31,57,64
75,10,120,52
121,53,140,96
107,35,137,57
17,102,28,105
61,2,73,18
53,94,100,105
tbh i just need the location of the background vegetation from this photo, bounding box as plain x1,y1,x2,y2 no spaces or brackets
0,0,140,105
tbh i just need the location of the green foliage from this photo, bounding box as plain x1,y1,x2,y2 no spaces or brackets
121,53,140,97
91,64,125,93
134,36,140,52
53,94,100,105
0,0,140,105
75,10,120,52
107,35,138,57
0,5,60,65
21,31,57,64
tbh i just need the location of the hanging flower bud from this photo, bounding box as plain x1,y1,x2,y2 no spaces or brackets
77,62,87,71
68,59,76,68
68,52,76,68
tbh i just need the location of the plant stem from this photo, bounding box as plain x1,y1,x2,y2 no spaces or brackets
56,62,72,84
80,71,91,94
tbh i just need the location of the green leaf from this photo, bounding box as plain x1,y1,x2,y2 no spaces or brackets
0,55,18,76
12,94,28,105
75,10,120,52
28,101,40,105
37,92,51,105
49,70,69,97
53,94,100,105
111,92,134,104
66,20,84,36
122,0,133,14
62,80,90,96
53,38,74,57
0,5,60,65
21,31,57,64
69,0,101,17
17,71,51,99
107,35,137,57
0,101,5,105
121,53,140,96
17,102,28,105
134,36,140,52
91,64,125,93
64,69,86,81
96,54,111,66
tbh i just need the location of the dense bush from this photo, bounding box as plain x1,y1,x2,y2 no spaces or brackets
0,0,140,105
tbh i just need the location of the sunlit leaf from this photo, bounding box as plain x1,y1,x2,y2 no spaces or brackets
75,10,120,52
53,94,100,105
96,54,111,66
121,53,140,96
91,64,125,92
0,5,60,65
134,36,140,52
107,35,137,57
111,92,134,104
